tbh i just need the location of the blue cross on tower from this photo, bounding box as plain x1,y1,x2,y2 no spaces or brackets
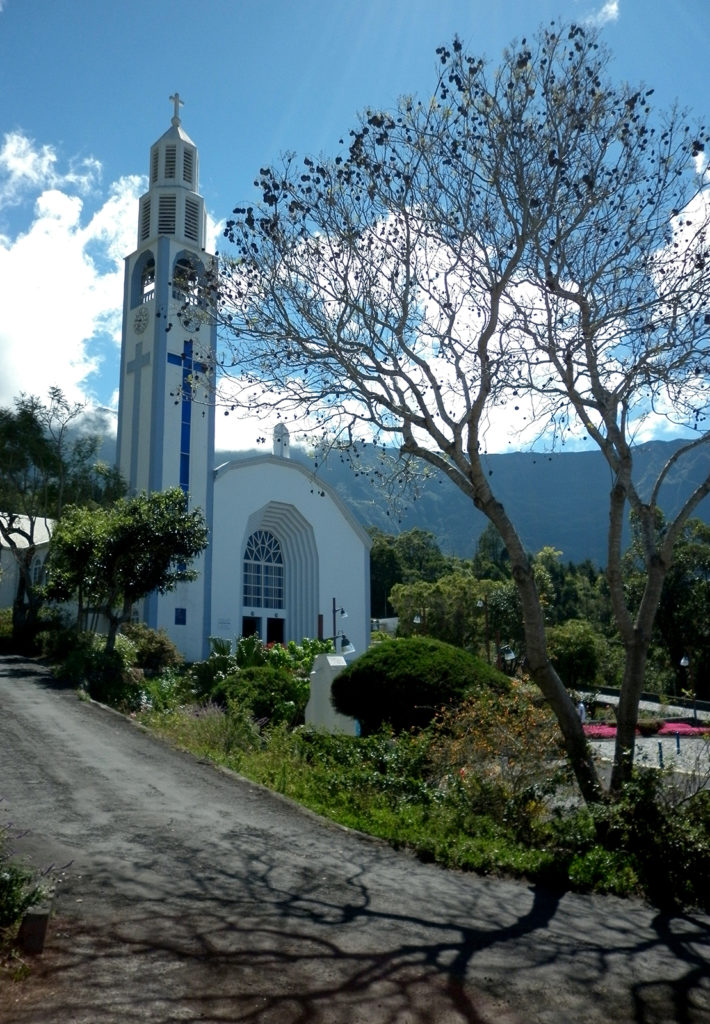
167,340,207,495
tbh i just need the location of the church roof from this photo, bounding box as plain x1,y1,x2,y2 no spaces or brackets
155,121,196,149
213,455,372,549
0,514,54,549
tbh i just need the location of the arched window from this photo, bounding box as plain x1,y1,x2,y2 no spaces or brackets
30,554,46,587
243,530,283,610
172,256,199,304
130,252,156,308
141,257,155,302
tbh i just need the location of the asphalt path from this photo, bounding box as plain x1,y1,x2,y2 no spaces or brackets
1,654,709,1024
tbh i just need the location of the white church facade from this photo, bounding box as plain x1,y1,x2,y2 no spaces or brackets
116,97,371,662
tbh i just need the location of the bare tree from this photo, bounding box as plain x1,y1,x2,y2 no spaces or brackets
210,23,710,800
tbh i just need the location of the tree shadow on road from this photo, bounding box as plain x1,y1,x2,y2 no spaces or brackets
0,655,75,691
5,830,709,1024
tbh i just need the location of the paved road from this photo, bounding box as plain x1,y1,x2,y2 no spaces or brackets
1,655,709,1024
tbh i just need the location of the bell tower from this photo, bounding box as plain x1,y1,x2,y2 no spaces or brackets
116,94,215,661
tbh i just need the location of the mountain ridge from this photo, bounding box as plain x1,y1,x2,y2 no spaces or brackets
216,439,710,566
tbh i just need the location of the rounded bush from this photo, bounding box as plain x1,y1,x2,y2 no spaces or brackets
213,664,310,725
331,636,510,734
121,622,184,677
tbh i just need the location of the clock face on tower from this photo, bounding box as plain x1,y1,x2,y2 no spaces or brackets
179,308,201,333
133,305,150,334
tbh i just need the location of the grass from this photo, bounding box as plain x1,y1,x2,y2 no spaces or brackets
45,652,703,913
138,693,710,907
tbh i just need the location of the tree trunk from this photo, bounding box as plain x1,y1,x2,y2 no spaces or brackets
610,638,649,792
609,562,666,793
104,615,120,655
103,599,131,656
481,492,605,804
11,552,42,651
512,560,605,805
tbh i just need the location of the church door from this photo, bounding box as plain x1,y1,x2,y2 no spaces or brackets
242,529,285,644
266,617,284,645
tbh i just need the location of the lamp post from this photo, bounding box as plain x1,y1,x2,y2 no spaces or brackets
476,597,491,664
332,597,348,653
500,644,517,674
680,653,697,724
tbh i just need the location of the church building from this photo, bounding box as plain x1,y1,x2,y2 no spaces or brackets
116,96,371,662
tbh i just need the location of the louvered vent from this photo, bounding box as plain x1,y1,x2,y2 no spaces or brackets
150,149,159,184
158,195,176,234
139,198,151,241
185,198,200,242
183,148,194,185
164,145,177,179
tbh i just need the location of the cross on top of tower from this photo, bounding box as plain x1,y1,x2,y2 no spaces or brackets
169,92,184,127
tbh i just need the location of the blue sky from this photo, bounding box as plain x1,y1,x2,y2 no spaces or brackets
1,0,708,450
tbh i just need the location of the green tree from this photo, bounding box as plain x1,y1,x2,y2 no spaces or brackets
472,524,510,581
546,619,603,691
368,528,402,618
390,570,489,650
638,519,710,699
369,527,451,619
212,26,710,801
47,488,208,653
0,389,123,645
392,528,449,583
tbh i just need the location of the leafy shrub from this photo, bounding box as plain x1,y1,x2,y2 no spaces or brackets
120,622,184,676
212,664,310,725
236,633,268,668
331,636,510,734
54,631,142,711
546,619,603,689
637,717,663,736
37,616,85,663
190,648,236,699
190,634,269,698
427,684,567,839
0,831,45,930
0,607,13,653
139,668,192,712
191,635,330,708
143,701,260,765
265,637,331,675
590,771,710,911
293,727,434,809
567,845,639,896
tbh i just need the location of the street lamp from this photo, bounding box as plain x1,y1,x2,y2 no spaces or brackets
332,598,349,654
476,597,491,664
413,609,427,633
500,644,517,674
680,653,697,723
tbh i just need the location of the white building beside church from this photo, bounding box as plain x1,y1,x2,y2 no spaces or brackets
0,516,52,611
116,96,371,662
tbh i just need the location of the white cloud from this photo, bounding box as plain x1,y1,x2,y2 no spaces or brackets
0,131,102,210
585,2,620,27
0,131,143,412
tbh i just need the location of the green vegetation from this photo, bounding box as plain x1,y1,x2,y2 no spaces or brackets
0,832,45,933
135,670,710,911
45,488,208,654
12,506,709,914
190,635,330,725
331,636,510,733
0,388,124,649
31,615,710,912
